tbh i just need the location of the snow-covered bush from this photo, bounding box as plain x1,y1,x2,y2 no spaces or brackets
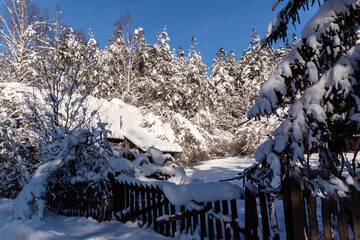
0,118,29,198
0,84,38,198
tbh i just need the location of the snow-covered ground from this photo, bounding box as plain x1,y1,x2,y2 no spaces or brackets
0,157,253,240
185,156,255,184
0,154,358,239
0,199,170,240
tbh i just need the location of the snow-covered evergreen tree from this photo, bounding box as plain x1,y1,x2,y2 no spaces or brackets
238,30,276,114
184,37,212,119
248,0,360,195
210,48,239,130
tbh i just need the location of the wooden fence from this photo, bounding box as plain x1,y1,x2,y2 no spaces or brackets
46,175,360,240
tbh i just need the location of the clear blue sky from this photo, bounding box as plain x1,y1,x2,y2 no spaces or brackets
32,0,315,68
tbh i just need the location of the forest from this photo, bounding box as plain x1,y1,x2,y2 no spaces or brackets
1,0,360,239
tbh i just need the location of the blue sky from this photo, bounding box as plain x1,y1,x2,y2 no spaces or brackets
32,0,315,68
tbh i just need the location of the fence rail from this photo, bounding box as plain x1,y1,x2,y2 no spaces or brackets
46,174,360,240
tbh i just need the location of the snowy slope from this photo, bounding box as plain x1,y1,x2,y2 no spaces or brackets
0,82,182,153
88,97,183,153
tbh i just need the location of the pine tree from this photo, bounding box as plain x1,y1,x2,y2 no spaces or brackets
184,37,212,119
233,29,295,154
210,47,239,130
248,0,360,194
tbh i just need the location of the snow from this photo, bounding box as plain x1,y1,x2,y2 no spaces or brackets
0,199,169,240
89,97,183,153
13,159,62,219
161,182,243,207
0,157,257,240
0,82,182,154
3,155,360,239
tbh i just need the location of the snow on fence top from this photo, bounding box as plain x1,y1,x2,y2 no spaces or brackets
90,98,183,153
116,175,243,207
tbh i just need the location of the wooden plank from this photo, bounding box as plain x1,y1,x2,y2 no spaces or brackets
193,210,199,234
259,187,270,240
245,187,258,240
141,186,147,226
170,204,176,237
289,178,307,240
152,186,158,232
186,206,192,234
222,200,231,240
282,177,307,240
245,187,252,240
134,183,140,221
200,203,207,239
164,197,170,236
230,199,240,240
350,186,360,240
130,183,134,221
337,198,349,240
125,182,130,211
84,186,89,218
281,178,293,240
146,186,152,228
214,200,222,240
119,181,125,220
157,188,164,234
321,198,333,240
207,202,214,240
304,191,319,240
267,194,280,240
251,189,258,239
180,205,186,233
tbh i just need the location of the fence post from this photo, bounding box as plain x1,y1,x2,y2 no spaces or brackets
282,176,307,240
180,205,186,233
214,200,222,239
146,185,152,228
267,193,280,240
134,183,140,221
152,186,158,232
258,186,270,240
200,203,207,239
245,187,258,240
140,184,147,226
304,190,319,240
337,198,349,240
350,186,360,240
157,187,164,234
321,198,333,240
230,199,240,240
170,204,176,237
164,196,170,236
207,202,214,240
222,200,231,240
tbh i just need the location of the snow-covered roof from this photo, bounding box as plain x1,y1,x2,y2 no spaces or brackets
0,82,183,153
90,98,183,153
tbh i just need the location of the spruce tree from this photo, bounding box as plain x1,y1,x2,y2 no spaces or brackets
248,0,360,194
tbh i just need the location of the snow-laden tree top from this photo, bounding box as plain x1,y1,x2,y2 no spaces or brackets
247,0,360,195
249,0,359,118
